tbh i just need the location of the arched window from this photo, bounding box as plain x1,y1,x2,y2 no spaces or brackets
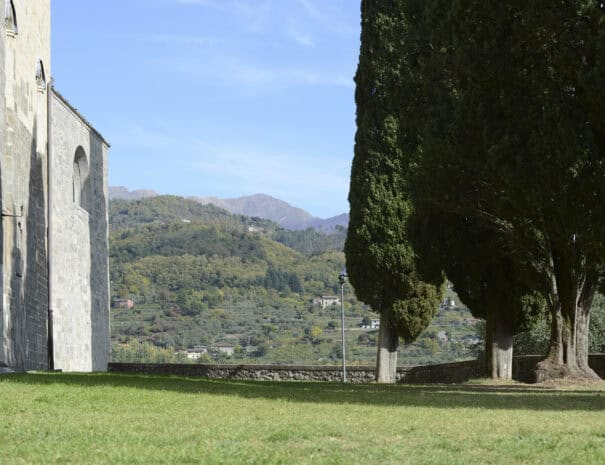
5,0,17,35
35,60,46,89
73,147,90,211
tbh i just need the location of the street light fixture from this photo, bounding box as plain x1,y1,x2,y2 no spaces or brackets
339,267,348,383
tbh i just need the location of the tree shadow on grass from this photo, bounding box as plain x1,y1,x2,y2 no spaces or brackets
2,372,604,412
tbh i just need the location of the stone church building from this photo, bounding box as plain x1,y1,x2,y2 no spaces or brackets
0,1,110,372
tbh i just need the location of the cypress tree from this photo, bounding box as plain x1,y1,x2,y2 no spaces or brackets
410,212,546,379
345,0,443,383
404,0,605,380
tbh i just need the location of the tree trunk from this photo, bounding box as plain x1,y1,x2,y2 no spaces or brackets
576,282,599,379
375,312,399,383
535,300,566,382
535,257,597,382
485,303,513,380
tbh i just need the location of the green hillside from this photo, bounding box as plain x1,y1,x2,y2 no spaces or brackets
108,196,484,366
110,196,238,230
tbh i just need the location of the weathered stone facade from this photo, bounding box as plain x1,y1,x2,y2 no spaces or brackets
49,91,110,372
0,1,109,372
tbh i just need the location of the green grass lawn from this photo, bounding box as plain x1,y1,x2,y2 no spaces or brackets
1,373,604,465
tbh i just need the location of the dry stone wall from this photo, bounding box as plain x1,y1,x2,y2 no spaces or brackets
109,355,605,384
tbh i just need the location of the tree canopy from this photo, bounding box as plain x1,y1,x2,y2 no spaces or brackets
400,0,605,379
345,0,443,382
347,0,605,381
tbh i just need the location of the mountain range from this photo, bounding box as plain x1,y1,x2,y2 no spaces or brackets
109,187,349,232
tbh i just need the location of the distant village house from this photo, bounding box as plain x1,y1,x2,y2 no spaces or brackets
183,344,235,359
184,346,208,360
360,319,380,330
212,345,235,357
112,299,135,310
311,296,341,309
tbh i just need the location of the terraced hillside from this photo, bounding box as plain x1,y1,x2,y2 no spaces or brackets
109,196,482,366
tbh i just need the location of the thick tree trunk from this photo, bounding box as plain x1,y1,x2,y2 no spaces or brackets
535,258,597,382
535,301,567,382
536,297,582,381
534,302,600,381
485,304,513,380
576,283,599,379
375,313,399,383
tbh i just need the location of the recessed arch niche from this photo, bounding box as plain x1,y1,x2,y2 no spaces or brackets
5,0,17,35
73,146,90,212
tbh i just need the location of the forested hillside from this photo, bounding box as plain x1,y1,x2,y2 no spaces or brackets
108,196,604,366
109,196,482,365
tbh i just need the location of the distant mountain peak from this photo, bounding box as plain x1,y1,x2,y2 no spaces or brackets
109,186,159,201
187,194,328,231
109,186,348,232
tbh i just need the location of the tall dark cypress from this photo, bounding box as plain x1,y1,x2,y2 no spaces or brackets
404,0,605,381
345,0,443,383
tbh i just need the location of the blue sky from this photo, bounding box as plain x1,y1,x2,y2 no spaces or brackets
51,1,360,218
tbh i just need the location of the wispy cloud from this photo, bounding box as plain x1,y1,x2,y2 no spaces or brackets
149,53,354,90
171,0,356,46
219,62,354,89
285,25,315,47
122,32,219,47
101,1,357,216
126,0,357,92
111,122,350,212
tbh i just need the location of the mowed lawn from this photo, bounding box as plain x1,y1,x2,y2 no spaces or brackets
0,373,604,465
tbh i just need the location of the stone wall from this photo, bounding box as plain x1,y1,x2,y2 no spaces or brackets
50,91,110,372
0,2,109,373
107,361,485,384
0,4,8,370
0,1,51,371
109,355,605,384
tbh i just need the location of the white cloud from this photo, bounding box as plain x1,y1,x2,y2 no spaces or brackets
296,0,319,16
171,0,356,45
225,63,354,89
130,0,357,92
110,123,350,210
285,25,315,47
123,32,218,47
148,52,353,90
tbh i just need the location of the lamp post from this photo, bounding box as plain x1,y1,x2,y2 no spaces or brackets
339,267,348,383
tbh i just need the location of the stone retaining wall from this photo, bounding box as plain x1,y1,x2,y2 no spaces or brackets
107,355,605,384
109,363,376,383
